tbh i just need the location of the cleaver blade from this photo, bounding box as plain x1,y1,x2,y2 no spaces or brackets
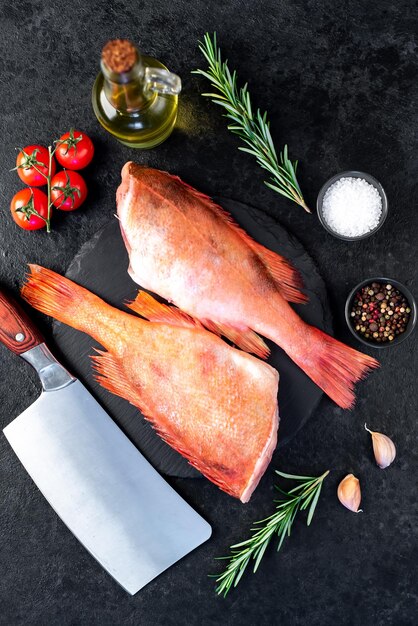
0,289,211,595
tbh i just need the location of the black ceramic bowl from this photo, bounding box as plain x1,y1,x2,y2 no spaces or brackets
345,277,417,349
317,171,388,241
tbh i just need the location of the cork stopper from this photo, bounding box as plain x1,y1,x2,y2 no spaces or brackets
101,39,138,73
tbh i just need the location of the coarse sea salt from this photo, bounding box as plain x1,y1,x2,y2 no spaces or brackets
322,177,383,238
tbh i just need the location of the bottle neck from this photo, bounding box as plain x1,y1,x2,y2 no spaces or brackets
101,54,150,113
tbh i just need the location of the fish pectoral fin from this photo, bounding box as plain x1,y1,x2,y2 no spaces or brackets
91,349,141,406
201,319,270,359
126,291,201,328
248,242,308,304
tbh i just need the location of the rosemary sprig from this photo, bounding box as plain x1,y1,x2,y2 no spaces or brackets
193,33,310,213
214,469,329,597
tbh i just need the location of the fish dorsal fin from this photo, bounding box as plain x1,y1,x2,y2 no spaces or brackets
127,290,269,358
165,173,307,304
215,207,307,303
201,319,270,359
246,242,308,304
127,290,201,328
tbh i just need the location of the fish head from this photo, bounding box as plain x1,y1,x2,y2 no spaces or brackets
117,162,145,269
117,162,170,289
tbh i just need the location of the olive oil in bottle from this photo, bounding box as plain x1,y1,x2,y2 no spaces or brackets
92,39,182,149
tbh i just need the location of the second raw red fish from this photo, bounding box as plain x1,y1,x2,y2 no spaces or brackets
21,265,279,502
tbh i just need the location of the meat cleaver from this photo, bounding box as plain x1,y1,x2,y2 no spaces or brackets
0,290,211,594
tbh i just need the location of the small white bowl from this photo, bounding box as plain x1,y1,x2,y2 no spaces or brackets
316,170,388,241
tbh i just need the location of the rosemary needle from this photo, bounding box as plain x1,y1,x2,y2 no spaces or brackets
193,32,310,213
213,469,329,597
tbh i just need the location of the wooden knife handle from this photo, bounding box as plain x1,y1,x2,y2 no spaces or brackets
0,289,44,355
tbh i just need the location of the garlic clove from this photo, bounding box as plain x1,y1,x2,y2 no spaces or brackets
337,474,362,513
365,423,396,469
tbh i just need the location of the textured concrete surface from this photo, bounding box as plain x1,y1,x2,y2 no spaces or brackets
0,1,417,624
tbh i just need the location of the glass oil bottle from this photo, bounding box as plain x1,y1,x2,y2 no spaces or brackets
92,39,182,149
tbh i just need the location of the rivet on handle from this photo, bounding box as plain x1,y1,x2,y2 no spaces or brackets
15,333,25,342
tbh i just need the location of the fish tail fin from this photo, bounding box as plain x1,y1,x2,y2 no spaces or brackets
21,265,117,347
290,327,379,409
21,265,94,330
127,290,200,328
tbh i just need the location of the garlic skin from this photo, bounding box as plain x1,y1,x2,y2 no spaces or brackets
365,424,396,469
337,474,362,513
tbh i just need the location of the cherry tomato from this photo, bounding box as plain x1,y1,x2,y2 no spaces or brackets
50,170,88,211
10,188,49,230
15,145,56,186
55,130,94,170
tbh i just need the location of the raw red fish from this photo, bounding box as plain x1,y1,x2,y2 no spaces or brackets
117,163,379,409
21,265,279,502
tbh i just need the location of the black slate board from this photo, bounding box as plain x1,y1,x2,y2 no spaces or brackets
52,197,333,478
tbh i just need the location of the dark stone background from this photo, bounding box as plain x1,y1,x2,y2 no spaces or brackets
0,1,417,624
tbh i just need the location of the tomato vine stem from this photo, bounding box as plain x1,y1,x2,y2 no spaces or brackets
46,146,52,232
